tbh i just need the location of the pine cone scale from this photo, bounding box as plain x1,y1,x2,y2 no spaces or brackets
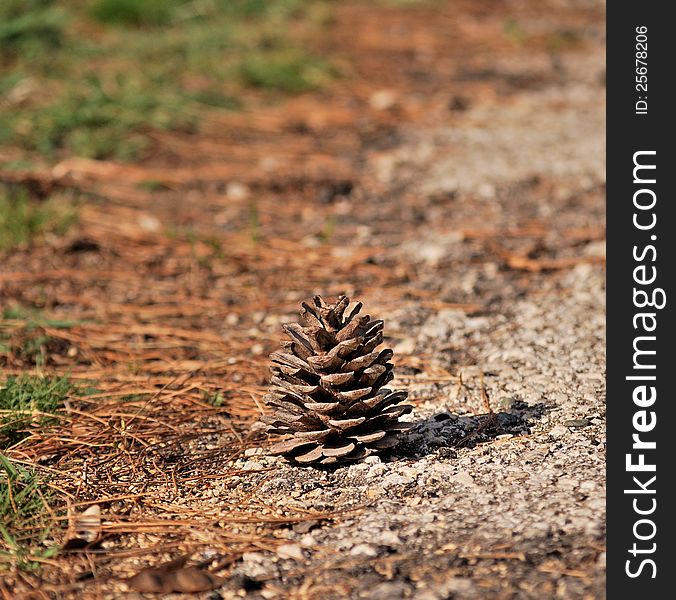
320,372,354,386
322,442,356,457
295,446,324,463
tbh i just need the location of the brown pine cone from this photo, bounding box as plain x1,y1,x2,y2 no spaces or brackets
263,295,412,465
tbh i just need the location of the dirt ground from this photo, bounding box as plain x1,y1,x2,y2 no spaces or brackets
1,1,606,598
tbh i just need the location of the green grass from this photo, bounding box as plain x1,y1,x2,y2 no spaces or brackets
248,201,262,244
0,375,74,450
0,185,78,252
0,159,39,171
90,0,179,27
2,305,80,330
316,215,337,243
0,305,81,368
202,390,226,407
240,52,333,92
0,325,54,368
503,19,582,50
0,0,335,162
7,72,199,160
186,89,242,110
0,1,67,56
504,19,527,45
0,455,59,571
136,179,171,192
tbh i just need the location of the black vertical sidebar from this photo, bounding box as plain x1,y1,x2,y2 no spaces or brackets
607,2,674,597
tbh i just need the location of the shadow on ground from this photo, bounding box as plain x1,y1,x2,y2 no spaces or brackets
390,401,553,461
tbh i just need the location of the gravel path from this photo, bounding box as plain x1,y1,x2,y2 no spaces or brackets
218,28,606,600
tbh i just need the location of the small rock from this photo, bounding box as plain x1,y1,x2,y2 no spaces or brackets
429,463,455,476
366,582,409,600
498,397,518,410
368,464,387,477
410,241,447,266
451,471,474,486
459,365,482,380
444,578,476,593
292,520,319,534
348,463,369,474
377,531,402,546
350,543,378,558
263,314,281,327
275,543,304,561
138,214,161,232
369,89,397,111
242,552,264,563
564,418,590,428
242,461,264,471
382,473,413,488
226,181,250,201
557,477,580,490
550,424,569,438
300,534,316,548
436,447,458,459
394,337,416,354
242,562,275,580
478,183,495,199
579,481,596,492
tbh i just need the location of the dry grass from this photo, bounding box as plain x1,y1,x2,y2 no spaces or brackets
0,185,417,592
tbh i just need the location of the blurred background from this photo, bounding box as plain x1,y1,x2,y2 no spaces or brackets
0,1,605,594
0,0,605,368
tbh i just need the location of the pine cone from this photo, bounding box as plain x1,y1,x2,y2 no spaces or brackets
263,295,412,465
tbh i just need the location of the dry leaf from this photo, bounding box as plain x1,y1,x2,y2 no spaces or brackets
62,504,102,550
127,556,224,593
